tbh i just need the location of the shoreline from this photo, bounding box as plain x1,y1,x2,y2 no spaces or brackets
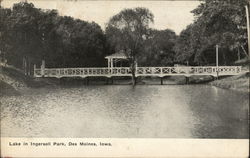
210,72,249,93
1,66,249,96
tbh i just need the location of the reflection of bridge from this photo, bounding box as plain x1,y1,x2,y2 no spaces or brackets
34,66,242,78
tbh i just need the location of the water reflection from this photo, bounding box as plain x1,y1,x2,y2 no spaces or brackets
0,85,249,138
211,86,219,101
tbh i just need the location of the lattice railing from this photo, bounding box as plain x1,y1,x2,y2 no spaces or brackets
136,66,241,75
34,66,242,78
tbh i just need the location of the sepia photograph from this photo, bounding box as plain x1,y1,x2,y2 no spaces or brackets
0,0,249,157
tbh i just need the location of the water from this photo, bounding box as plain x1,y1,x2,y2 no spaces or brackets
0,85,249,138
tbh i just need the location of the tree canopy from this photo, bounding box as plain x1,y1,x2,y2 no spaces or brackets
0,2,107,70
174,0,249,65
105,8,154,60
141,29,177,66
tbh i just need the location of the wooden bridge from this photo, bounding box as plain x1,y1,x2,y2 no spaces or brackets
34,66,242,78
34,52,242,79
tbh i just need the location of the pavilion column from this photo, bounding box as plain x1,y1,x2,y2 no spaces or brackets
109,58,113,75
107,58,111,75
108,58,110,69
111,58,113,69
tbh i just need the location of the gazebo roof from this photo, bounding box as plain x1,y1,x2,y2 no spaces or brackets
105,50,129,59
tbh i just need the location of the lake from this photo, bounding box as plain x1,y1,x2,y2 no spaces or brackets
0,85,249,138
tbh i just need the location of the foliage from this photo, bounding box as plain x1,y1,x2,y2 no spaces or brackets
174,0,249,65
105,7,154,62
0,2,107,69
192,0,248,49
141,29,177,66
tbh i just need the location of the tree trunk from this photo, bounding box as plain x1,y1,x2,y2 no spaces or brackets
241,45,249,58
23,57,27,75
237,47,241,61
131,61,136,86
222,51,226,65
129,53,137,86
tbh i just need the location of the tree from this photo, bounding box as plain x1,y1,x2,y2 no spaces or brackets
174,24,195,65
5,2,44,70
0,6,11,63
141,29,177,66
1,2,107,72
174,0,249,65
105,7,154,86
192,0,249,62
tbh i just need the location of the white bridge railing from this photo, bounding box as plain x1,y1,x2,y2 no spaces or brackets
34,66,242,78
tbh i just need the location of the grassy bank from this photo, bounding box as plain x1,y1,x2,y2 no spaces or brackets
0,66,26,96
210,72,249,93
0,66,54,96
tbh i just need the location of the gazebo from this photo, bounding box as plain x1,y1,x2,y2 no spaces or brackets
105,50,130,69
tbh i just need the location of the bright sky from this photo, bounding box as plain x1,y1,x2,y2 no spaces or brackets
2,0,201,34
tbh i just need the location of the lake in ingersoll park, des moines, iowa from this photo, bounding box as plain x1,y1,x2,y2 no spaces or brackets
0,0,249,140
0,84,249,138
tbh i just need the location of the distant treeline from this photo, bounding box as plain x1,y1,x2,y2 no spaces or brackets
0,1,249,71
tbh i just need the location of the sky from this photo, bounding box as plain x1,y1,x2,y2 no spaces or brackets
2,0,201,34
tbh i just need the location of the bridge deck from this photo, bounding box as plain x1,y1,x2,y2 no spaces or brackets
34,66,242,78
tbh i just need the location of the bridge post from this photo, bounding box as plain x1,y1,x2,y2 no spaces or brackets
185,76,189,84
111,77,114,84
106,78,109,85
216,71,219,80
85,77,89,85
59,78,63,85
161,77,163,85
